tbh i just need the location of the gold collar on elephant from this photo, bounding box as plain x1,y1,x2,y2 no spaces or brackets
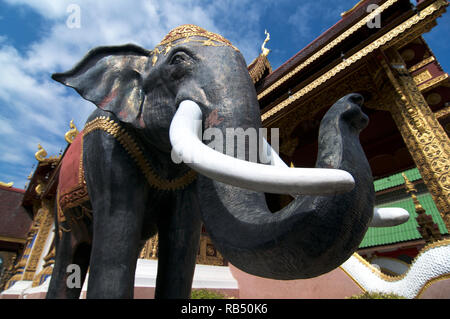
84,116,197,191
150,24,239,66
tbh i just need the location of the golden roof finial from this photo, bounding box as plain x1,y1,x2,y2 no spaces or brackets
261,29,270,57
0,181,13,188
35,144,61,163
341,0,365,18
35,144,48,162
65,119,79,144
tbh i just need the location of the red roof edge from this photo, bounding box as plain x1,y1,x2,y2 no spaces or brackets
0,184,26,194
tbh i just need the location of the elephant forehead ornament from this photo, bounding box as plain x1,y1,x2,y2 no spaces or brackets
150,24,239,66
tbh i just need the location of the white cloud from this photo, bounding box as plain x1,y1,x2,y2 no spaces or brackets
0,0,267,187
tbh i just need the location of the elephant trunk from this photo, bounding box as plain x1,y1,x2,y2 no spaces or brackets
193,94,374,279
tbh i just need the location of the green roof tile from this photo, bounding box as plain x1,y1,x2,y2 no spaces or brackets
359,193,448,249
373,168,422,192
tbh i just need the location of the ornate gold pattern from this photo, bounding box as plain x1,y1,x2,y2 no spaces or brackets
258,0,400,103
408,56,436,73
83,117,197,191
157,24,238,51
150,25,239,66
413,69,433,85
32,246,55,287
197,234,226,266
418,73,449,92
23,202,54,281
260,0,448,122
64,119,79,144
402,173,442,242
379,49,450,231
5,206,45,287
248,55,272,84
139,234,158,259
138,232,225,266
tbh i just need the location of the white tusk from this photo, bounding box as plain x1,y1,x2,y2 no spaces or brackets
169,100,355,195
370,207,410,227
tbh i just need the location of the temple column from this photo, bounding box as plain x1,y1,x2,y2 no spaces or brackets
378,48,450,231
22,199,54,281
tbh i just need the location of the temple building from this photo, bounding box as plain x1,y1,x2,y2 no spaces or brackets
1,0,449,298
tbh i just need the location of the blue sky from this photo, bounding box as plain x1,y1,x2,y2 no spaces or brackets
0,0,449,189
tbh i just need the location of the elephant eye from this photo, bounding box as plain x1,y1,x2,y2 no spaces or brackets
169,52,189,65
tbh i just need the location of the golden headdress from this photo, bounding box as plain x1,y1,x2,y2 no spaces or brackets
150,24,239,66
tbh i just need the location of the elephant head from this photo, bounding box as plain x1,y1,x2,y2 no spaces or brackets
52,25,374,281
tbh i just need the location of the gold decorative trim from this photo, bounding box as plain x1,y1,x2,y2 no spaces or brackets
248,55,272,84
418,73,449,91
408,56,436,73
258,0,399,102
260,0,447,122
83,117,197,191
0,236,26,244
416,273,450,298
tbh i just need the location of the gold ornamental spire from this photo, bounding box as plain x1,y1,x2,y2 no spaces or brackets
261,30,270,57
35,144,48,162
0,181,13,188
65,119,79,144
35,144,61,163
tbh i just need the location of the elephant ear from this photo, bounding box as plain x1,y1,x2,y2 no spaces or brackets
52,44,150,124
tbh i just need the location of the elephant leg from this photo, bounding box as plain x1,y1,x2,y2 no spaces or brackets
46,208,91,299
155,184,202,299
83,130,148,299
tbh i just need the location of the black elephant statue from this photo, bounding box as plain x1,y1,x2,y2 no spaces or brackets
47,25,375,299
